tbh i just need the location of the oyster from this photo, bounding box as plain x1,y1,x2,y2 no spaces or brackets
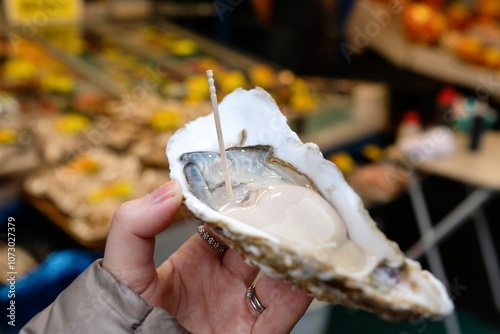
167,88,453,321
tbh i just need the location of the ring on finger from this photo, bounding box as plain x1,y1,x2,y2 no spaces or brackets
197,225,227,255
246,283,266,314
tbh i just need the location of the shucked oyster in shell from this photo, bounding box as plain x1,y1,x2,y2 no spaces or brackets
167,88,453,321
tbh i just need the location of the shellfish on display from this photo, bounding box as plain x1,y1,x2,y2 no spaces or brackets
166,88,453,321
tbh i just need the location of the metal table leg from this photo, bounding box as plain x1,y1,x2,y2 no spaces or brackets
406,187,494,260
473,209,500,312
407,175,462,334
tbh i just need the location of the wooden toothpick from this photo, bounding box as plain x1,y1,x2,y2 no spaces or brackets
207,69,233,198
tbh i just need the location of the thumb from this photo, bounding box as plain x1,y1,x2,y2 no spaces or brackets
102,180,182,289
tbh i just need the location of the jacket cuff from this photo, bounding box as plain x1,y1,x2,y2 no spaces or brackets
22,259,188,333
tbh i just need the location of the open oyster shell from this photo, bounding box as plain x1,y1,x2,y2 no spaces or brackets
167,88,453,321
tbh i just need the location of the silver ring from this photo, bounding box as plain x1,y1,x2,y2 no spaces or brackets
246,284,266,314
197,225,227,254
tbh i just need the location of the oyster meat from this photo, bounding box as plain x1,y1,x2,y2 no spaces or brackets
167,88,453,321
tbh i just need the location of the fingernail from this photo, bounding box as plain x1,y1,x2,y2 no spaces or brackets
149,180,179,204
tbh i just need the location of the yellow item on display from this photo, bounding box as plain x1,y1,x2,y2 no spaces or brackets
40,72,75,94
220,71,247,94
87,181,133,204
362,145,384,162
290,78,309,94
290,93,317,112
2,58,36,82
54,114,90,134
4,0,83,26
170,39,198,56
37,26,85,54
186,75,209,101
250,65,276,88
150,109,182,132
0,129,17,144
329,152,356,175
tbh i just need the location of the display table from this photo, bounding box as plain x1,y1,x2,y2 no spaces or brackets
404,131,500,334
416,132,500,189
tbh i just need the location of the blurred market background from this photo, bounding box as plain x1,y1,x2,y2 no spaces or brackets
0,0,500,333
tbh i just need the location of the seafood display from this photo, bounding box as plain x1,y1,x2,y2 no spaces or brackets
25,148,167,244
92,22,325,116
167,88,453,321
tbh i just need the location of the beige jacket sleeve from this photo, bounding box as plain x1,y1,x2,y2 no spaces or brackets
21,260,189,334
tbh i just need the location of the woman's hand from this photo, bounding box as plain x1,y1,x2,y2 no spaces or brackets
102,180,312,334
